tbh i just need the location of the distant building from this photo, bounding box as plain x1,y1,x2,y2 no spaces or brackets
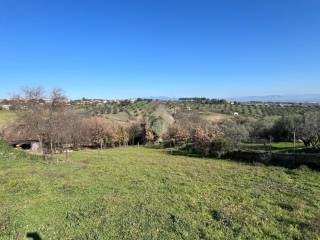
1,104,11,110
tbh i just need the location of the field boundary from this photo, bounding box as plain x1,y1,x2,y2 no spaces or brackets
224,150,320,170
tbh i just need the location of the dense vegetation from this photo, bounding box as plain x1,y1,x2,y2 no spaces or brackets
0,143,319,239
2,89,320,158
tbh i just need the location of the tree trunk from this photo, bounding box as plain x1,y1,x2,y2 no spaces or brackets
302,139,311,147
50,138,53,155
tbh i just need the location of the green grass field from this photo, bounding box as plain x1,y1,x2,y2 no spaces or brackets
0,143,320,239
240,142,306,152
0,110,17,128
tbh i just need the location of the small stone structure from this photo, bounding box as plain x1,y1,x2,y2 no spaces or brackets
10,140,42,153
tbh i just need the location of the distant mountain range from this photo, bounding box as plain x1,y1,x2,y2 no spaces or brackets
148,94,320,103
229,94,320,103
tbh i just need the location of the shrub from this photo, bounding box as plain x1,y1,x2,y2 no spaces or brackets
145,125,155,143
86,117,115,148
210,138,233,157
249,117,275,140
220,120,250,147
115,126,129,146
190,123,223,157
270,116,293,141
127,123,145,145
167,124,190,147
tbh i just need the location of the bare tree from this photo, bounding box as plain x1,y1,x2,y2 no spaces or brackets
190,122,223,156
167,123,189,147
86,117,115,149
50,88,67,110
22,86,45,104
4,87,73,156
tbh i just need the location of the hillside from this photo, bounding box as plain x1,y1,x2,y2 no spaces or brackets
79,99,320,120
0,143,319,239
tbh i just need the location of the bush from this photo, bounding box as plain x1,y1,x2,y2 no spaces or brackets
189,123,223,157
249,117,275,140
115,126,129,146
112,107,118,114
270,116,293,141
167,124,189,147
210,138,233,157
86,117,115,148
127,123,145,145
220,120,250,147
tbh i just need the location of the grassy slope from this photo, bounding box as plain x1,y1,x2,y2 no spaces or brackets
200,112,231,123
0,110,17,128
0,145,320,240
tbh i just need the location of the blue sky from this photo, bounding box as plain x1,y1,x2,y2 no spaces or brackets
0,0,319,99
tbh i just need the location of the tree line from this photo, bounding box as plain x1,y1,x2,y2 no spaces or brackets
164,111,320,156
1,87,320,159
178,97,227,104
1,88,147,156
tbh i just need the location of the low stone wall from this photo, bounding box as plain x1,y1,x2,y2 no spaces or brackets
224,150,320,170
271,153,320,170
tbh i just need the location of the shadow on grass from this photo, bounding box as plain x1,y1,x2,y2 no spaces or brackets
240,143,320,154
167,148,206,158
282,148,320,154
166,148,320,171
26,232,42,240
